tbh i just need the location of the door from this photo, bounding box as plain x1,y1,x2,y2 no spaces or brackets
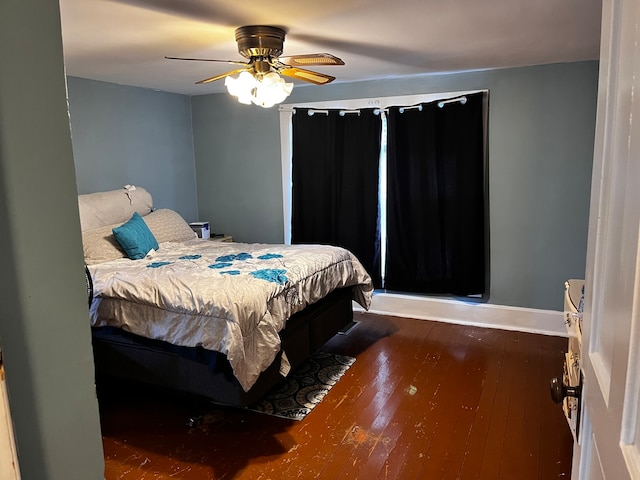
0,349,20,479
578,0,640,478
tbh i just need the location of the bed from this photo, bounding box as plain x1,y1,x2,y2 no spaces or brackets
81,186,373,406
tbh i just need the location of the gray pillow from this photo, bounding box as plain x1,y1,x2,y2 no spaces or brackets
82,223,127,265
78,186,153,231
82,208,196,265
142,209,197,243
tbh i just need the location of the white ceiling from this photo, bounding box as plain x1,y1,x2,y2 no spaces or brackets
59,0,603,96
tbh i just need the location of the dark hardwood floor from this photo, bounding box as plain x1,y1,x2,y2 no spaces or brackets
98,312,573,479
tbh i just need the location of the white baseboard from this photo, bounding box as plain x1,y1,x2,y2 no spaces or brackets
353,292,566,337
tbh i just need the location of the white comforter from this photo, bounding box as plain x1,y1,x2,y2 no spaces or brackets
89,239,373,391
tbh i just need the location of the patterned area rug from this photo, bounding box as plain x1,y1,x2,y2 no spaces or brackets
249,351,355,421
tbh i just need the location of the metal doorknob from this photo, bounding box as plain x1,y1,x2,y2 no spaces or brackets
550,376,581,404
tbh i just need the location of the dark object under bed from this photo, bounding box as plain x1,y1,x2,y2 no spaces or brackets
91,287,354,407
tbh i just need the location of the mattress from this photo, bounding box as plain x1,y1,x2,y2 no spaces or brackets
88,239,373,390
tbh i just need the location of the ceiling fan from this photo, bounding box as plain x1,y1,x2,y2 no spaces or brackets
165,25,344,107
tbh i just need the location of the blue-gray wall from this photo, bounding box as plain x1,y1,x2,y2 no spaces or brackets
192,62,598,311
192,94,286,242
67,77,199,222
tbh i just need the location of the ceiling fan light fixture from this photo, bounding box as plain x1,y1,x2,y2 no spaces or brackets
168,25,343,101
225,71,256,105
225,71,293,108
255,72,293,107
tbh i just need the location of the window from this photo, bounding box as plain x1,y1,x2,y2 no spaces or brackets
279,90,487,296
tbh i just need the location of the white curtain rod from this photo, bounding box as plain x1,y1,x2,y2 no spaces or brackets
306,109,328,116
292,95,469,116
399,104,423,113
300,108,362,116
437,96,467,108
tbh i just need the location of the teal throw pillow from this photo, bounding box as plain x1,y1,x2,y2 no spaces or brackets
112,212,159,260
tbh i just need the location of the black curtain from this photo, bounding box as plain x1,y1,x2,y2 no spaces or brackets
385,92,486,296
291,108,382,287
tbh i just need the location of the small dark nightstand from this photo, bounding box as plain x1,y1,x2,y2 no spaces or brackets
210,235,233,242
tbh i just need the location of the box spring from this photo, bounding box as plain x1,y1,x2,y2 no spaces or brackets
91,287,354,407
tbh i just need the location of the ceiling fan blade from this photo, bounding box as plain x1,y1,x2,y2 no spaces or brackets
195,68,250,85
165,56,248,67
278,53,344,67
279,67,336,85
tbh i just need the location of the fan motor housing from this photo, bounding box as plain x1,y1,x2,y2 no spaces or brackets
235,25,285,59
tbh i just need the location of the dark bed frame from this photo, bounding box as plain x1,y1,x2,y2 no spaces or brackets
91,287,354,407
